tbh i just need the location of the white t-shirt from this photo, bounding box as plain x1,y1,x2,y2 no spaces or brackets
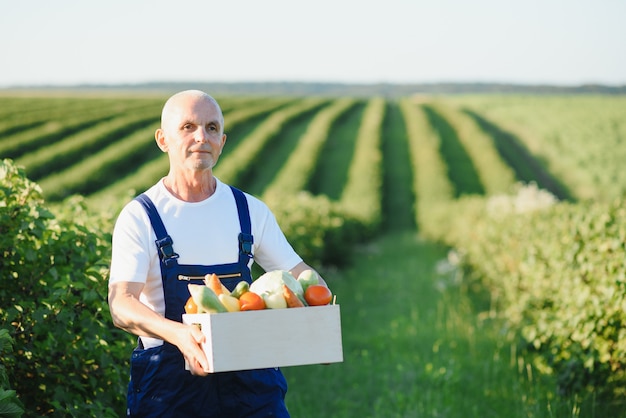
109,177,302,347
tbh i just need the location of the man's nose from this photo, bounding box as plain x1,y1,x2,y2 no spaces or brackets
195,127,210,142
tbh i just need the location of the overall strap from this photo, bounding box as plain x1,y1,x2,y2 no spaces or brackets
135,193,180,268
229,186,254,265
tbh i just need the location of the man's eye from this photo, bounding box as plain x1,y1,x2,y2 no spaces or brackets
183,124,193,130
208,125,217,131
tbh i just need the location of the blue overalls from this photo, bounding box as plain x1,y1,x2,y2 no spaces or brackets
126,186,289,418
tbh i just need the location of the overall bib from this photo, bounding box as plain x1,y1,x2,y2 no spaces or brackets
126,186,289,418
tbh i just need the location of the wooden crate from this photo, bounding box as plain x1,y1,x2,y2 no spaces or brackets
182,304,343,373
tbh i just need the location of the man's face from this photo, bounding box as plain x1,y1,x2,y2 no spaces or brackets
157,95,226,173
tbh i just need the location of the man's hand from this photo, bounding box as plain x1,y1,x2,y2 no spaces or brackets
175,324,211,376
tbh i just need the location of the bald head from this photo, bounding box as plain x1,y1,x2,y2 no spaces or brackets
161,90,224,131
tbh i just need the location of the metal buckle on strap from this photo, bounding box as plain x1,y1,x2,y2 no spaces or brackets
156,236,179,265
238,232,254,255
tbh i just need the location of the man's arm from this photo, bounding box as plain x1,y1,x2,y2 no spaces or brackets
108,281,210,376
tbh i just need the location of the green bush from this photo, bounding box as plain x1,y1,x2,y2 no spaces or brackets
437,184,626,398
0,329,24,418
265,191,361,267
0,159,132,417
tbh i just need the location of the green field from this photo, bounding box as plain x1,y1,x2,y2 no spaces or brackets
2,92,626,417
2,93,624,205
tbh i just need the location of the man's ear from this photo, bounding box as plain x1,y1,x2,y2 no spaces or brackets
220,133,227,153
155,128,168,152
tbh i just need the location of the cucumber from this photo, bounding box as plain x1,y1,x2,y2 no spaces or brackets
230,281,250,299
188,284,227,313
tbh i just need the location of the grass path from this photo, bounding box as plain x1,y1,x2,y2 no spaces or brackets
283,232,612,417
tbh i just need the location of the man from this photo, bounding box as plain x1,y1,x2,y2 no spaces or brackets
108,90,327,417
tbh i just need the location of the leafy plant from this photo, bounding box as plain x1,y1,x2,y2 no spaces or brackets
0,329,24,418
0,159,132,417
265,191,361,267
437,185,626,398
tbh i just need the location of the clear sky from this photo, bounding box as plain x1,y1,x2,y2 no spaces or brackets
1,0,624,87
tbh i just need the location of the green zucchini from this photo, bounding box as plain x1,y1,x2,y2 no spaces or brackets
230,281,250,299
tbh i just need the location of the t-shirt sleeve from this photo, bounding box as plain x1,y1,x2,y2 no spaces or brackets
249,197,303,273
109,201,155,285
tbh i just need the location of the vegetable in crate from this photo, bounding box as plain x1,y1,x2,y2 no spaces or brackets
283,284,305,308
239,291,266,311
304,284,333,306
231,281,250,299
188,284,227,313
185,296,199,314
250,270,303,309
297,269,320,291
205,273,229,295
263,291,288,309
218,293,241,312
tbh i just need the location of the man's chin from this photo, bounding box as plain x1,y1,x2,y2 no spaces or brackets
188,155,216,169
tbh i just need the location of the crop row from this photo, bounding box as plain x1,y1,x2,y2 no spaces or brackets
0,100,161,160
0,97,154,138
338,97,385,233
263,98,356,197
261,97,386,265
447,95,626,201
215,98,328,186
17,109,160,181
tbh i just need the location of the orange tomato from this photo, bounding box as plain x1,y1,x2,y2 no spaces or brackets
304,285,332,306
185,296,198,314
239,291,266,311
